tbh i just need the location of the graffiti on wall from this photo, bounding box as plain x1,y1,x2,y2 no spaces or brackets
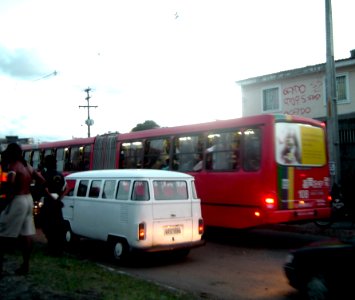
282,79,323,116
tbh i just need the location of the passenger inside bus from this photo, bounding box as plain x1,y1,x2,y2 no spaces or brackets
193,154,203,171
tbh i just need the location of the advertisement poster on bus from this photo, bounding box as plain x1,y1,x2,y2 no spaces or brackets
275,123,326,167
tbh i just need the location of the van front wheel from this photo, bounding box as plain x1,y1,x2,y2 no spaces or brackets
64,222,78,246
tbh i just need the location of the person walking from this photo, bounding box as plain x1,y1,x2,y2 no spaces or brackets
40,154,66,256
0,143,46,277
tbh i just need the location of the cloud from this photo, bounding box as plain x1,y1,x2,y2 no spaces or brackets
0,45,47,79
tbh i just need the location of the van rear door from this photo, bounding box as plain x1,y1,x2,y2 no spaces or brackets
151,179,193,244
152,180,192,219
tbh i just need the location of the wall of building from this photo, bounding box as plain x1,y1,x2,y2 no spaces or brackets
241,64,355,120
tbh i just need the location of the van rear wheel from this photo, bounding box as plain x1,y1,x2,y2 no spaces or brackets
109,238,129,262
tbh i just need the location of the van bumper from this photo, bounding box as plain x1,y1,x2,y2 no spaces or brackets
131,239,206,253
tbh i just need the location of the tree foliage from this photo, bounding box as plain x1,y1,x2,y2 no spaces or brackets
131,120,160,132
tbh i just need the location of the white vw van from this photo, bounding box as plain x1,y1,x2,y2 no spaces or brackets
62,169,205,260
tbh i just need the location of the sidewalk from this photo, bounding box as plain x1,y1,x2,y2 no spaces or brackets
272,220,355,239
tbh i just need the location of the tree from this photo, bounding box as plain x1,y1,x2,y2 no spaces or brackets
131,120,160,132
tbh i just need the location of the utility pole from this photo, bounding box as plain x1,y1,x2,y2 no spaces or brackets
79,87,98,138
325,0,341,187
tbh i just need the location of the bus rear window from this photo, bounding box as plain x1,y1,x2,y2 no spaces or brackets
275,123,326,166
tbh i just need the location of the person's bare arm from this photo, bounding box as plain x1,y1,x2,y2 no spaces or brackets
6,171,16,201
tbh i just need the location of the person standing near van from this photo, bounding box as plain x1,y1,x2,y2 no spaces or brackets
40,155,66,255
0,143,46,276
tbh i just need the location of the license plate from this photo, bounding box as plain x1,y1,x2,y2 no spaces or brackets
164,225,182,235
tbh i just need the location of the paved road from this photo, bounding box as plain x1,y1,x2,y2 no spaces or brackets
109,226,336,300
35,222,355,300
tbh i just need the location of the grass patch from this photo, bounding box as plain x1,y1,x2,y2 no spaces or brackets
5,243,197,300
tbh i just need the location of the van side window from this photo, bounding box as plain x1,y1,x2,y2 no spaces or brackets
89,180,102,198
77,180,89,197
116,180,131,200
102,180,116,199
132,181,149,201
65,179,76,196
67,187,75,196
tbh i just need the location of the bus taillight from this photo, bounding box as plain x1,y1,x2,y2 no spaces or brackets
264,197,276,209
138,222,146,240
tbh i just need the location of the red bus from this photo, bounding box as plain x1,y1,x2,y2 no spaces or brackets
22,114,331,229
22,137,95,176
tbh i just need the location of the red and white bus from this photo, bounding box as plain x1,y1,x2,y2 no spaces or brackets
22,114,331,229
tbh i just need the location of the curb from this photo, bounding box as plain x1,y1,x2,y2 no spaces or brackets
271,221,355,239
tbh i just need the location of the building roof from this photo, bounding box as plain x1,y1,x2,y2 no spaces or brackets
236,50,355,86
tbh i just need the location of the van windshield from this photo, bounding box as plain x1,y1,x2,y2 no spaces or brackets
153,180,188,200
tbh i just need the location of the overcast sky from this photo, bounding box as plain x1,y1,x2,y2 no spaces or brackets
1,0,354,142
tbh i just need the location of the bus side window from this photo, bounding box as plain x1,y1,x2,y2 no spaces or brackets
143,138,171,170
70,146,81,171
56,148,65,173
23,151,31,166
120,141,143,169
64,147,71,172
231,133,241,170
32,150,42,170
243,128,261,171
174,135,203,172
82,145,91,171
132,181,149,201
77,180,89,197
116,180,131,200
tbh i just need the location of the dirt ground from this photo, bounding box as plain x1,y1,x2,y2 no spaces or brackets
0,230,76,300
1,259,56,300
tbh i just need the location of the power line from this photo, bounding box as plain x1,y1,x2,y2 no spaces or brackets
32,70,58,81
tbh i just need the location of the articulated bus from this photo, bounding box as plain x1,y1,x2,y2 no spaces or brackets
22,114,331,229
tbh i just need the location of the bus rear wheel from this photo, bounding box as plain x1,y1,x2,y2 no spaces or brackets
314,219,333,228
